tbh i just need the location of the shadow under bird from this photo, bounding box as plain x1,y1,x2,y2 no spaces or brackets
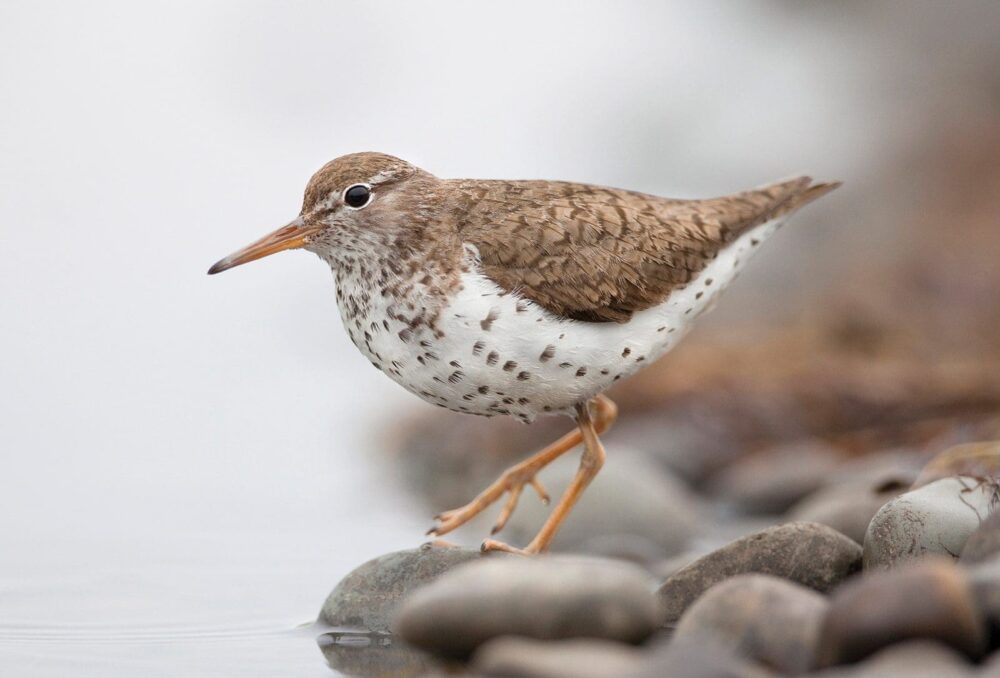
209,152,839,554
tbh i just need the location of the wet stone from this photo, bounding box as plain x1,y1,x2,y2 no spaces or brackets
657,522,861,624
673,574,827,675
706,441,843,515
912,440,1000,488
815,558,986,667
863,476,996,570
395,555,660,659
318,543,485,634
786,468,912,544
472,637,644,678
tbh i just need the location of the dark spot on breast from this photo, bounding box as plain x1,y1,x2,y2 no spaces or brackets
398,328,413,342
705,278,714,286
502,397,514,405
517,371,530,381
478,385,489,394
636,356,646,362
621,347,631,358
575,367,587,377
417,355,425,365
448,371,464,384
751,239,760,246
462,394,475,401
518,397,530,405
559,362,572,368
695,291,703,300
449,360,461,368
540,345,556,361
480,308,500,331
472,340,485,356
515,300,529,313
486,351,499,366
543,405,552,412
657,326,666,332
600,368,609,375
502,360,517,372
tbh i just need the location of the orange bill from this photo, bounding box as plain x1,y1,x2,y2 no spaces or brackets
208,218,321,275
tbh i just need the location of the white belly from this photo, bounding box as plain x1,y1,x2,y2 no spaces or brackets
336,220,781,422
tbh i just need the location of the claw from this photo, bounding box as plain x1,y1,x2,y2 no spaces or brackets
530,477,550,504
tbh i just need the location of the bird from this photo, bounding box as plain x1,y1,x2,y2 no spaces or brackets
208,152,839,555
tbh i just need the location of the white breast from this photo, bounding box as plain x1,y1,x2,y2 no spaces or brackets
335,219,782,422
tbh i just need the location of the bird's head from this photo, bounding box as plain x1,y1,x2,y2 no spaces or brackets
208,152,439,275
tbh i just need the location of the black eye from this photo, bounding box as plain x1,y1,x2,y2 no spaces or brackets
344,184,371,208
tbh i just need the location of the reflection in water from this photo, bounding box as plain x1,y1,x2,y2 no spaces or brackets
317,632,441,677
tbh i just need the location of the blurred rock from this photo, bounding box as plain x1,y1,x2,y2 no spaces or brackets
472,637,644,678
705,441,843,515
318,544,485,633
810,641,973,677
913,441,1000,488
863,476,996,570
960,510,1000,564
967,558,1000,646
673,574,827,674
396,556,659,659
630,635,776,678
658,522,861,624
458,450,703,564
822,448,925,487
786,469,913,544
815,559,986,667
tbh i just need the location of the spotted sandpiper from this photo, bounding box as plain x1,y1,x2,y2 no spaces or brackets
209,153,839,554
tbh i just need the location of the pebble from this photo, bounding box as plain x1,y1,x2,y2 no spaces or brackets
395,555,660,659
317,543,485,633
630,635,777,678
863,476,995,570
967,557,1000,643
673,574,827,674
786,469,912,544
960,509,1000,564
815,558,986,667
810,641,973,677
472,637,644,678
912,440,1000,488
657,522,861,623
706,441,843,515
463,450,703,563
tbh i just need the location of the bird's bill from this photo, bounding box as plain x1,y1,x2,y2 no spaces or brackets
207,218,321,275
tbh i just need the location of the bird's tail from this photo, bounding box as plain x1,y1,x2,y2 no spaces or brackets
770,179,842,220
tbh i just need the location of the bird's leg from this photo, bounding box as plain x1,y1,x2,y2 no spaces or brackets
427,395,617,540
481,396,610,555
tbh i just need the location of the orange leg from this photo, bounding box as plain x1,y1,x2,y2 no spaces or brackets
427,395,617,552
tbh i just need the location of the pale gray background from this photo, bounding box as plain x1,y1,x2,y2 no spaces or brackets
2,1,997,675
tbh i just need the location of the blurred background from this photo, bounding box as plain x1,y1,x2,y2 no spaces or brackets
1,1,999,676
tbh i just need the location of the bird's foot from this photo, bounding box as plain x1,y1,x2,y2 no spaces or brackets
480,538,540,556
427,467,550,538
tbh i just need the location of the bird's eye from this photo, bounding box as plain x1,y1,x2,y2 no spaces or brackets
343,184,372,209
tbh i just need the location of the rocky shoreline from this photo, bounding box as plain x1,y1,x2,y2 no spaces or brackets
314,440,1000,677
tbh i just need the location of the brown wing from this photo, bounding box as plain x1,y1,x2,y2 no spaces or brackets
452,177,838,322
